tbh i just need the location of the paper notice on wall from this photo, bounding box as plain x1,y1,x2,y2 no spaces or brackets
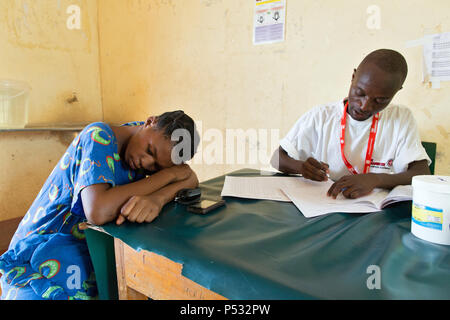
424,32,450,87
253,0,286,45
407,32,450,88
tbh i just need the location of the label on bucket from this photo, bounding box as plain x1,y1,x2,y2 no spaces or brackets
412,203,443,230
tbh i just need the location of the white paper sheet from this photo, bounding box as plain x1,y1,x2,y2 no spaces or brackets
406,32,450,87
221,176,410,218
221,175,300,202
282,189,381,218
423,32,450,85
279,177,388,217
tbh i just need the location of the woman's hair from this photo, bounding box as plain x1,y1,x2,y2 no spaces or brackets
155,110,200,161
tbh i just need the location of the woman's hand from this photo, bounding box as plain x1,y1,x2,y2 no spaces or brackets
187,169,199,189
116,194,164,225
167,164,193,182
115,167,199,226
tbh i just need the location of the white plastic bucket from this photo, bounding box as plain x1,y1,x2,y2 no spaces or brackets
0,79,30,128
411,175,450,245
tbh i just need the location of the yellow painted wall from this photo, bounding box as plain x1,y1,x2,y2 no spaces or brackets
0,131,78,221
0,0,103,125
0,0,102,220
98,0,450,182
1,0,450,222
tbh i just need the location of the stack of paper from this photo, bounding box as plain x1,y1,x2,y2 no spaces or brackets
220,176,412,218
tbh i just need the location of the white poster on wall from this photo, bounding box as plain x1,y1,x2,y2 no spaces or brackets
424,32,450,88
406,31,450,89
253,0,286,45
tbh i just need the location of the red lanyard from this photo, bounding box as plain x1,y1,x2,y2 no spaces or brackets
340,101,380,174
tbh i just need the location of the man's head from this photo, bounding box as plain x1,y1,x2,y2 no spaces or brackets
347,49,408,121
124,110,200,173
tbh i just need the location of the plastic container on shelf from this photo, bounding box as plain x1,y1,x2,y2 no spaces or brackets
0,79,31,128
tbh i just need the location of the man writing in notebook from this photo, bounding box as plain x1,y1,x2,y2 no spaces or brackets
271,49,431,200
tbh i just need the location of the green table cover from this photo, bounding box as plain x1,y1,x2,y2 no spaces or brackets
86,169,450,300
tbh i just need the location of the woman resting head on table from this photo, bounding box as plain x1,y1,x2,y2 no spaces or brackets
0,110,200,300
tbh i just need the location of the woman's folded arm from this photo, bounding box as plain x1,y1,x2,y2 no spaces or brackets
81,165,193,225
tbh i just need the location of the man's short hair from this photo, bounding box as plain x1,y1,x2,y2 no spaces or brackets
359,49,408,84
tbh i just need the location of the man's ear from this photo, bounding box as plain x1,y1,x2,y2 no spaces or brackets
145,116,157,128
352,68,357,81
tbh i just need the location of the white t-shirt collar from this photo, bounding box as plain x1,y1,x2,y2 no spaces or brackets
340,99,381,127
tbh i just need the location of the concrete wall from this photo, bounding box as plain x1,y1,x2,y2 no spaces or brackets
0,0,102,220
1,0,449,221
97,0,450,182
0,131,78,220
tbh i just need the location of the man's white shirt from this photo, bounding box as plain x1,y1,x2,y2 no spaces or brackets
279,100,431,181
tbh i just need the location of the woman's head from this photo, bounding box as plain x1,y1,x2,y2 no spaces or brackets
124,110,200,172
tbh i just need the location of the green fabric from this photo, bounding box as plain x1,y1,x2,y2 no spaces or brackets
86,169,450,300
421,141,437,175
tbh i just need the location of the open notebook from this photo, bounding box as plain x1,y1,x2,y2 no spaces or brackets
221,176,412,218
282,181,412,218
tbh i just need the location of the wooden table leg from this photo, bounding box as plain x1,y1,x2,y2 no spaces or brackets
113,237,227,300
114,238,148,300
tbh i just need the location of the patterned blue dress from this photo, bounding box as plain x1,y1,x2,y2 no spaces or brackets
0,122,145,300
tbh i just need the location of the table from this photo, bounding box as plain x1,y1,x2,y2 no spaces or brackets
85,169,450,300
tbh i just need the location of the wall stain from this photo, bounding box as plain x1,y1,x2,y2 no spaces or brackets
421,108,432,119
436,125,449,139
0,0,92,53
202,0,222,7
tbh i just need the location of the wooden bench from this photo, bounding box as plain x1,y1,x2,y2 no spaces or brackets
0,217,22,297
